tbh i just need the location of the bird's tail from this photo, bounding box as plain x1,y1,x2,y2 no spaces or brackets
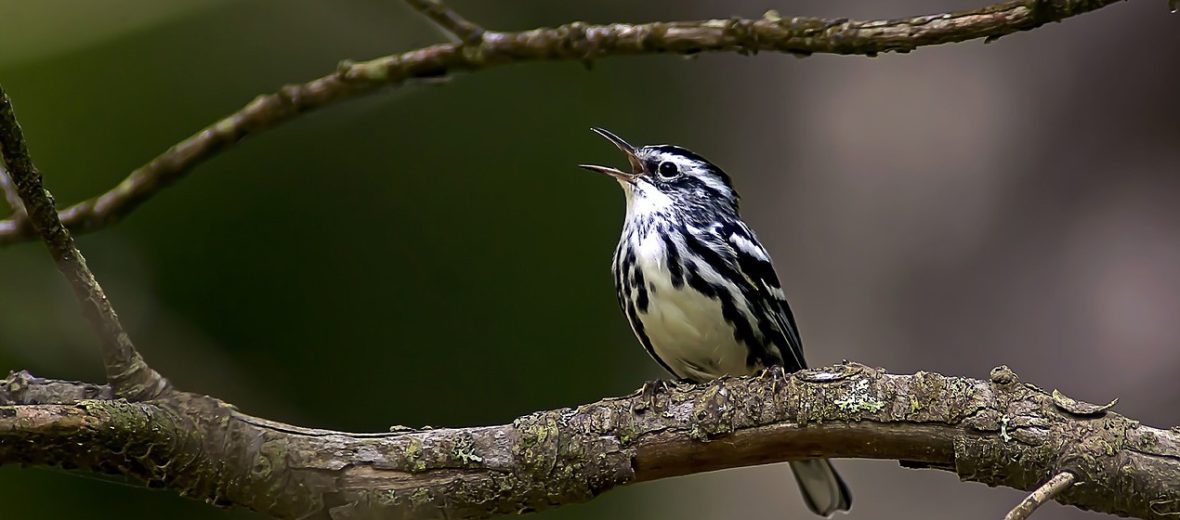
789,459,852,516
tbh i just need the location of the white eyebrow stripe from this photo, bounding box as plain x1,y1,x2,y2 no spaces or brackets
653,152,699,170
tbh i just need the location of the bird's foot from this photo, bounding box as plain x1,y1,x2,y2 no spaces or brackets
758,365,791,393
632,379,672,413
758,365,788,380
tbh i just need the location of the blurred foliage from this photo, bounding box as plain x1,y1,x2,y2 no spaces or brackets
0,0,228,67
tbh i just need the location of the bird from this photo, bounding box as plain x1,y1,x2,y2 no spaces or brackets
579,127,851,517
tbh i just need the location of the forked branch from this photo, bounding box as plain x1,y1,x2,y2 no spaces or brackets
0,86,167,400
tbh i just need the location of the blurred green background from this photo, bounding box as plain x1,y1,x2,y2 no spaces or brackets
1,1,1177,519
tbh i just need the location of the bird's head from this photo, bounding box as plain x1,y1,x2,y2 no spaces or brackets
579,127,739,218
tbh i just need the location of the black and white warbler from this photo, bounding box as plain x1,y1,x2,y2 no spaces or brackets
580,128,851,517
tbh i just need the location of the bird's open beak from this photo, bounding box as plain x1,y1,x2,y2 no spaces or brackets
578,127,643,182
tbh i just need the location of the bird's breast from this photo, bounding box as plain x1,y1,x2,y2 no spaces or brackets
623,230,754,381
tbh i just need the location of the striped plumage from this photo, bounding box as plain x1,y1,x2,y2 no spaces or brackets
581,128,851,517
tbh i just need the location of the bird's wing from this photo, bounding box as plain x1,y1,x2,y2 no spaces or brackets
718,222,807,371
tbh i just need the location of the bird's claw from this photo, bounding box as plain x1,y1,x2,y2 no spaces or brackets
632,379,671,413
758,365,791,393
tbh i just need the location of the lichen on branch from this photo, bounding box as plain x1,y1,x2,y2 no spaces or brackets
1,364,1176,520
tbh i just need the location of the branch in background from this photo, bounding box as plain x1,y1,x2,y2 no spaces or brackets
0,85,167,401
0,164,27,238
0,165,23,216
404,0,486,43
0,0,1127,246
1005,472,1077,520
0,364,1176,520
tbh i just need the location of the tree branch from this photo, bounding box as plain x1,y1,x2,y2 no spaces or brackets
404,0,486,43
0,364,1175,520
0,164,23,216
1005,472,1077,520
0,0,1127,246
0,86,167,401
0,164,28,238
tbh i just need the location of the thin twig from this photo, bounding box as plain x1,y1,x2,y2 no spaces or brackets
404,0,485,43
0,85,168,401
0,0,1128,246
1004,472,1077,520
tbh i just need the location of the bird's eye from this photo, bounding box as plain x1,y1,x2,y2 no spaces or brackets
656,161,679,179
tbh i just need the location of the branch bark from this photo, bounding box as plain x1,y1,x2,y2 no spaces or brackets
1,364,1176,520
0,86,168,401
0,0,1127,246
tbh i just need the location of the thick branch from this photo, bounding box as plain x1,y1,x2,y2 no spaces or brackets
0,86,167,401
1,364,1175,520
0,0,1126,246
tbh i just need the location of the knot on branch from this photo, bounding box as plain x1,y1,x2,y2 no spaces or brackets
554,21,600,66
990,365,1020,386
719,17,761,56
1026,0,1069,26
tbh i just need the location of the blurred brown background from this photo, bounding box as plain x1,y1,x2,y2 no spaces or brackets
1,1,1177,519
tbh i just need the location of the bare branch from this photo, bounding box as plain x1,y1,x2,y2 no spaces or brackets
1005,472,1077,520
0,164,23,216
0,0,1127,246
0,164,29,238
0,364,1175,520
0,85,168,401
404,0,485,43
